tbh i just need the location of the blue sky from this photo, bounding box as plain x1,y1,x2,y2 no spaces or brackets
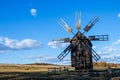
0,0,120,64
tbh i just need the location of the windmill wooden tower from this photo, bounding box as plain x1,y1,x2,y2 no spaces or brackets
53,12,108,70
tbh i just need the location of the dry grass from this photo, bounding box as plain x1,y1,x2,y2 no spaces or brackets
0,64,120,80
0,64,73,72
0,64,75,80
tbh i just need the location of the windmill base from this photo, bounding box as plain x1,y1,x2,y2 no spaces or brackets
75,66,93,70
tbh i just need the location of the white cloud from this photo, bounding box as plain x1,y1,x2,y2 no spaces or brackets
38,56,71,65
96,38,120,63
0,37,42,53
104,46,118,52
118,13,120,18
48,41,69,48
28,55,44,59
92,46,96,49
0,37,3,42
30,8,37,16
4,38,41,49
113,39,120,45
100,54,120,63
23,54,71,65
98,39,120,54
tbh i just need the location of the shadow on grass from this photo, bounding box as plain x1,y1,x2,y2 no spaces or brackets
0,69,120,80
0,71,76,80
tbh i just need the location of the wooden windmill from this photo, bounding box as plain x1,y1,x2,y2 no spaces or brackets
53,12,108,70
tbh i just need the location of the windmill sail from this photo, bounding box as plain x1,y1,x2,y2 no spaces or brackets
57,31,80,61
53,37,71,43
92,49,101,61
58,18,73,33
89,35,109,41
57,44,73,61
84,16,99,32
76,11,81,30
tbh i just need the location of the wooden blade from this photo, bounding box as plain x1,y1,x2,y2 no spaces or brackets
58,18,73,33
76,11,81,30
89,35,109,41
57,44,72,61
84,16,99,32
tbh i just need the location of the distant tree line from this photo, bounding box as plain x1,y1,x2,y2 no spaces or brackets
93,62,118,67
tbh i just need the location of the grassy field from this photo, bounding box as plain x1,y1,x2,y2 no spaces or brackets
0,64,120,80
0,64,62,72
